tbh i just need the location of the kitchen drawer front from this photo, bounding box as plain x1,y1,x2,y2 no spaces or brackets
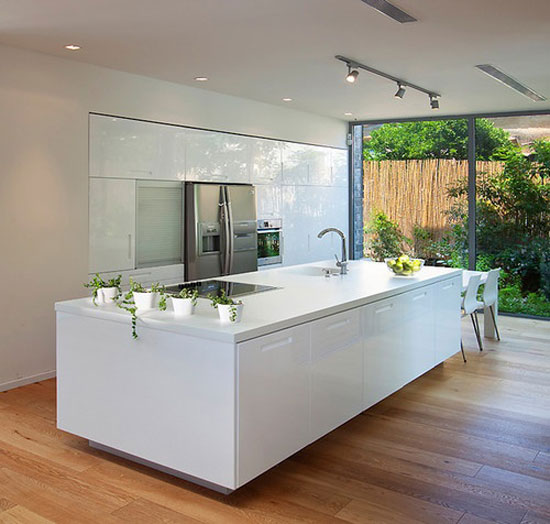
238,325,310,486
311,308,361,362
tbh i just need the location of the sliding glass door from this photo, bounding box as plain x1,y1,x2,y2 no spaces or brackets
475,116,550,317
351,112,550,318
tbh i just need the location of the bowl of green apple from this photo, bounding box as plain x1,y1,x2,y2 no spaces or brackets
385,255,424,276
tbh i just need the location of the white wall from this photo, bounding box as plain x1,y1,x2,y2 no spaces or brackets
0,44,347,391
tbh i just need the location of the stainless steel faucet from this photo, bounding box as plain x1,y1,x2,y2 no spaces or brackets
317,228,348,275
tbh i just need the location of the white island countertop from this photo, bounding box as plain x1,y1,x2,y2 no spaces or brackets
56,260,462,343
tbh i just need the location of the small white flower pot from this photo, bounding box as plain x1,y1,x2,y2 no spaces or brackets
101,287,119,304
217,303,244,323
171,297,195,317
94,288,105,305
133,291,156,311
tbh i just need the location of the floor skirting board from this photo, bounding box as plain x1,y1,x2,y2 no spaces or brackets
0,370,56,392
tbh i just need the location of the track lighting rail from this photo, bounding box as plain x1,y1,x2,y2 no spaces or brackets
336,55,440,103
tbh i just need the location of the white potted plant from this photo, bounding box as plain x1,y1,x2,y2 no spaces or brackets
170,288,199,317
118,280,167,339
209,290,244,323
84,274,121,305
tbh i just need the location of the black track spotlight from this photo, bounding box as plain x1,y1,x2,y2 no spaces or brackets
394,83,406,99
346,66,359,83
430,95,440,110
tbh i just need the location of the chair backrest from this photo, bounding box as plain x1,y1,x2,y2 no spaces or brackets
483,268,500,307
463,273,482,315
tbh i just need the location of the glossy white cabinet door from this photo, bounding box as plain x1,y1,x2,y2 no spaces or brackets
307,146,332,186
363,296,405,409
250,139,282,185
186,128,249,183
310,309,363,440
282,143,310,185
401,286,436,383
89,178,136,273
256,184,282,219
281,185,348,266
434,276,462,364
238,325,310,486
331,149,349,187
159,125,186,181
89,115,165,179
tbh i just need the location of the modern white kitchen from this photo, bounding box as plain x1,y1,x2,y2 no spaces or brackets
1,1,550,522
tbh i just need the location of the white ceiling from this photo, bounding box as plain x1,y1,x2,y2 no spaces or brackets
1,0,550,121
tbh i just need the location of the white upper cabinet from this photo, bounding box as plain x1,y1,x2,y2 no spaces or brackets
307,146,332,186
90,115,168,179
282,143,333,186
250,139,282,185
186,128,250,183
331,149,349,187
282,143,309,185
89,178,136,274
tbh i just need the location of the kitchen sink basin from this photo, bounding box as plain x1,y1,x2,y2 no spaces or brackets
282,265,341,277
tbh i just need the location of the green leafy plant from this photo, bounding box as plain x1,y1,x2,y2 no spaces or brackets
117,279,167,339
364,211,411,261
170,287,199,306
208,290,242,322
84,273,122,305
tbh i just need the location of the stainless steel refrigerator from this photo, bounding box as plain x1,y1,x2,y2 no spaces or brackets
185,183,258,281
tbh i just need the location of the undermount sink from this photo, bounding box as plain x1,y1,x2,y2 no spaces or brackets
283,265,341,277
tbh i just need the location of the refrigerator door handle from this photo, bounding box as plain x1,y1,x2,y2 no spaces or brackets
226,186,235,274
221,186,231,275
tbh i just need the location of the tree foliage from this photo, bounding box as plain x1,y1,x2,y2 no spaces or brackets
364,119,512,161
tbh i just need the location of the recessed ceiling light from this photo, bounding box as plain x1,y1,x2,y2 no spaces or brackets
360,0,417,23
475,64,546,102
64,44,80,51
282,98,293,102
344,112,353,116
194,76,208,82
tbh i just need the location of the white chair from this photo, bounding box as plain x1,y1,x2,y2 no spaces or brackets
462,273,484,352
482,268,501,341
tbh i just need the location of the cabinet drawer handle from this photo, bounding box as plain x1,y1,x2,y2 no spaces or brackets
128,234,132,259
412,292,427,301
375,304,393,314
326,318,351,331
261,337,293,352
131,271,152,278
129,169,153,174
442,283,454,290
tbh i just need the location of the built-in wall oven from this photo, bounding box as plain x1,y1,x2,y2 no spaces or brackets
257,218,282,266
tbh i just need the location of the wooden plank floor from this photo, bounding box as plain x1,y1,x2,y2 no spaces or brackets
0,315,549,523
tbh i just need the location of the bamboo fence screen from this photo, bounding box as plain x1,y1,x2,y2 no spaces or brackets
363,159,504,243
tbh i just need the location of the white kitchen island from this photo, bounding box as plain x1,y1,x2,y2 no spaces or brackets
56,260,462,493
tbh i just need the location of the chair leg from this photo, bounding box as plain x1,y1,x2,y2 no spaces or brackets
460,340,467,363
470,313,483,352
474,311,484,351
489,305,501,341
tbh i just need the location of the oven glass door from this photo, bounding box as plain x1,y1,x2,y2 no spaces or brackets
257,229,282,265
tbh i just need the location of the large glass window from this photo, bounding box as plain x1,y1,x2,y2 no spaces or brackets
353,113,550,319
362,119,469,269
475,116,550,317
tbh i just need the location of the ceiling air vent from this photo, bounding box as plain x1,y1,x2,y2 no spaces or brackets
360,0,417,23
476,64,546,102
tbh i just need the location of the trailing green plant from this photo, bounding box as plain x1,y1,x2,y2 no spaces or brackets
150,282,167,311
170,287,199,306
364,211,411,261
208,290,242,322
117,279,167,338
84,273,122,305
